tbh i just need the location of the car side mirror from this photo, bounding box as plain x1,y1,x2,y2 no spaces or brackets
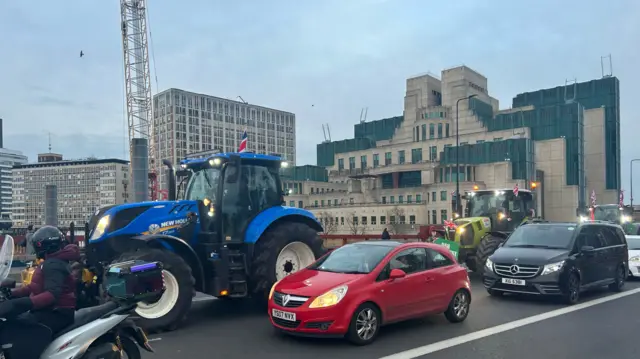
389,269,406,280
580,245,595,256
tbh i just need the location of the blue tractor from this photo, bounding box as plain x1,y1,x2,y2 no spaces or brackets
84,153,325,332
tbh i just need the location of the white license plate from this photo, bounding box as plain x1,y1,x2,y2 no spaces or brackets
502,278,526,286
272,308,296,322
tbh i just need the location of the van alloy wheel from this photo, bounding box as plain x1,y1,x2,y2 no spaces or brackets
566,274,580,304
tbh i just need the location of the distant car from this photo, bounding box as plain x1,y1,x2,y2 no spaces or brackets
626,235,640,277
483,221,628,304
268,241,471,345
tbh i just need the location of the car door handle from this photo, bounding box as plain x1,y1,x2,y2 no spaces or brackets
424,277,435,283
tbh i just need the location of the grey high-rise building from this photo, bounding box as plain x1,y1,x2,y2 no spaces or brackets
0,148,28,224
152,88,297,190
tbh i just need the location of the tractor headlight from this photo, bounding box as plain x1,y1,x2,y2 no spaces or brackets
498,212,506,220
90,215,111,240
309,285,348,308
579,215,588,222
541,260,565,276
621,215,631,223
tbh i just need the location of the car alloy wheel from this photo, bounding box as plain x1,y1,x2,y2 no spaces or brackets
452,291,469,319
355,308,378,341
567,274,580,304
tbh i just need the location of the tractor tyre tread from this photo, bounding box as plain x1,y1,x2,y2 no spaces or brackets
475,234,506,271
114,248,194,333
250,222,325,302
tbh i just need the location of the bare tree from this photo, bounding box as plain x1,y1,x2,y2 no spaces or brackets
386,206,406,235
345,211,365,235
318,211,338,235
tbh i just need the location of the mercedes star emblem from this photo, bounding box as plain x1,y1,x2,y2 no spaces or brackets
282,294,291,307
510,265,519,274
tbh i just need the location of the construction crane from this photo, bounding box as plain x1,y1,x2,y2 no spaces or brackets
120,0,158,201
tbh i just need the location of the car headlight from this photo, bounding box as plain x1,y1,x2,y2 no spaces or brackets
89,215,111,240
309,285,348,308
269,280,281,300
629,256,640,262
541,260,565,275
498,212,506,220
485,257,494,269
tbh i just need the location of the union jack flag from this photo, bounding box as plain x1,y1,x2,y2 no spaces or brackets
238,129,248,153
444,220,457,229
590,190,597,207
620,190,624,207
513,183,519,196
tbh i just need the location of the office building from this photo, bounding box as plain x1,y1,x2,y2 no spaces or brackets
283,66,619,234
0,148,28,225
12,154,129,228
152,88,297,190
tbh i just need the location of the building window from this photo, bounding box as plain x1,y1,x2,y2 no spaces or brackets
314,200,318,207
445,123,450,138
416,194,422,202
431,210,437,224
348,157,355,170
338,158,344,171
390,196,395,204
437,123,443,139
390,216,396,224
407,195,412,203
476,140,485,144
493,137,503,141
371,216,377,225
409,215,416,224
399,216,406,224
421,124,427,141
381,216,386,225
382,196,387,204
398,150,405,164
334,199,338,205
429,146,437,161
362,216,367,225
441,209,448,223
411,148,422,164
321,200,325,207
415,126,420,142
431,192,436,202
440,191,447,201
373,154,379,168
353,216,358,225
385,152,392,165
289,200,295,207
298,201,303,208
360,155,367,169
341,217,344,225
429,124,435,139
399,195,404,203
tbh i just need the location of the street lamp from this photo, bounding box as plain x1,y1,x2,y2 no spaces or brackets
630,159,640,207
455,94,478,215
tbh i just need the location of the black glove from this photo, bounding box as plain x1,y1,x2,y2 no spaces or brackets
0,297,33,319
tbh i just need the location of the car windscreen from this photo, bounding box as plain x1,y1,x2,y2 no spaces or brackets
309,244,393,274
626,236,640,250
504,224,576,249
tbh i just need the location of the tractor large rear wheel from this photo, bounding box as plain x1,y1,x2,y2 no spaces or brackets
475,234,506,271
114,248,195,333
250,222,325,301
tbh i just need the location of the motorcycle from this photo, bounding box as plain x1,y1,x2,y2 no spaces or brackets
0,235,163,359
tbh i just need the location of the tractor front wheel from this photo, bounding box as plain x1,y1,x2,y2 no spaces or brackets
475,234,506,271
114,248,195,333
251,222,325,301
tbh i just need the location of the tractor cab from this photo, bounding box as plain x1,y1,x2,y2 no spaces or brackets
176,153,287,243
589,204,632,224
464,189,535,232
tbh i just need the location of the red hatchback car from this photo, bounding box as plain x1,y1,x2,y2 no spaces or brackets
268,241,472,345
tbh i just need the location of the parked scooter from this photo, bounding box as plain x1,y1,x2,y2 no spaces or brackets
0,235,164,359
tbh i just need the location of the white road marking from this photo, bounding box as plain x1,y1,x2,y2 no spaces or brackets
193,295,216,302
148,338,163,342
379,287,640,359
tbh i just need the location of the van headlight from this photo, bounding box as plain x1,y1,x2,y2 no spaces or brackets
541,260,565,275
629,256,640,262
485,258,494,269
89,215,111,240
309,285,348,308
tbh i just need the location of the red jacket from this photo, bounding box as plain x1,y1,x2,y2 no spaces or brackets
12,244,81,310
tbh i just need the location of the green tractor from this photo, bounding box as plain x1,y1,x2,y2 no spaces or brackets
451,188,536,271
581,204,636,234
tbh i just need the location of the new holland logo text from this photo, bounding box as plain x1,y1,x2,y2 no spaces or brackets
160,218,188,228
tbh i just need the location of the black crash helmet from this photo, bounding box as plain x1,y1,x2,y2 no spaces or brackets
31,226,65,256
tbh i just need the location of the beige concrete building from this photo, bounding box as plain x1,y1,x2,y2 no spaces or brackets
285,66,621,234
11,155,130,228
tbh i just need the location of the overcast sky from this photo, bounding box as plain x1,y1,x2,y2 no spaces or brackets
1,0,639,195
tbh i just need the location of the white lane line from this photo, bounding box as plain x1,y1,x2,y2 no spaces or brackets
192,296,216,302
380,287,640,359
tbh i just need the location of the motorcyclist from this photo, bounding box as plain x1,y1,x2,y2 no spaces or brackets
0,225,81,359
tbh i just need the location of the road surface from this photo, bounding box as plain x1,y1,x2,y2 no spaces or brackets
142,275,640,359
